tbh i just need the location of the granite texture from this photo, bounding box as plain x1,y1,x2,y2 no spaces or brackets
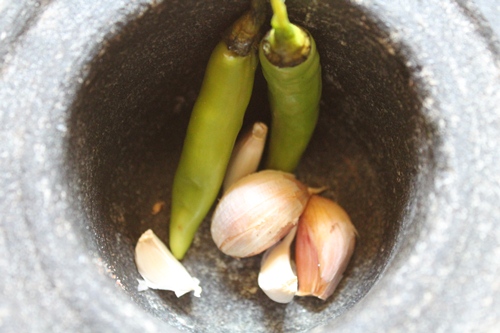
0,0,499,332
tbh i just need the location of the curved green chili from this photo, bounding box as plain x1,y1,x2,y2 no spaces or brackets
169,0,266,260
259,0,322,172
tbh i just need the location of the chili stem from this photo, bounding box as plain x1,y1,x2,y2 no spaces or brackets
269,0,306,53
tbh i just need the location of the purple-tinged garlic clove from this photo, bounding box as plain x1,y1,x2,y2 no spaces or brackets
211,170,311,258
295,195,357,300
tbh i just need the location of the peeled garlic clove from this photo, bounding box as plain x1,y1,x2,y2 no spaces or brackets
211,170,311,258
223,122,268,192
258,226,298,303
295,195,357,300
135,229,202,297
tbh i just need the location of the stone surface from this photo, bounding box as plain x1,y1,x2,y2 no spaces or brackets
1,0,499,332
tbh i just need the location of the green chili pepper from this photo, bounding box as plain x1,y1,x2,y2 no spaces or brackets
259,0,322,172
169,0,266,260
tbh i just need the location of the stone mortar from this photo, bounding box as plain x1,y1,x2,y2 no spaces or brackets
0,0,499,332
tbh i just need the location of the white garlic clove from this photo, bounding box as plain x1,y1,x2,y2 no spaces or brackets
295,195,357,300
258,226,298,303
223,122,268,192
211,170,311,258
135,229,202,297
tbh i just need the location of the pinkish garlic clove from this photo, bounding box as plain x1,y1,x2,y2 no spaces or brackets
295,195,357,300
211,170,311,258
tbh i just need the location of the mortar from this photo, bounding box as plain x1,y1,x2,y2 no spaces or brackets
1,0,499,332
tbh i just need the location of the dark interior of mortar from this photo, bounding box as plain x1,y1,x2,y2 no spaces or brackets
67,0,435,332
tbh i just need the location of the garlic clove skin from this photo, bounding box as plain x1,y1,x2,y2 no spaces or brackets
223,122,268,192
135,229,202,297
258,226,298,303
211,170,311,258
295,195,357,300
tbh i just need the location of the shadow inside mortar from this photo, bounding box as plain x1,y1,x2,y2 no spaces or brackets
66,0,437,332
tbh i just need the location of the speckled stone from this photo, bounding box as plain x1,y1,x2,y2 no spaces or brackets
1,0,499,332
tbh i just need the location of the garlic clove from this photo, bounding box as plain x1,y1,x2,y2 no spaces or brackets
295,195,357,300
135,229,202,297
211,170,311,258
258,226,298,303
223,122,268,192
